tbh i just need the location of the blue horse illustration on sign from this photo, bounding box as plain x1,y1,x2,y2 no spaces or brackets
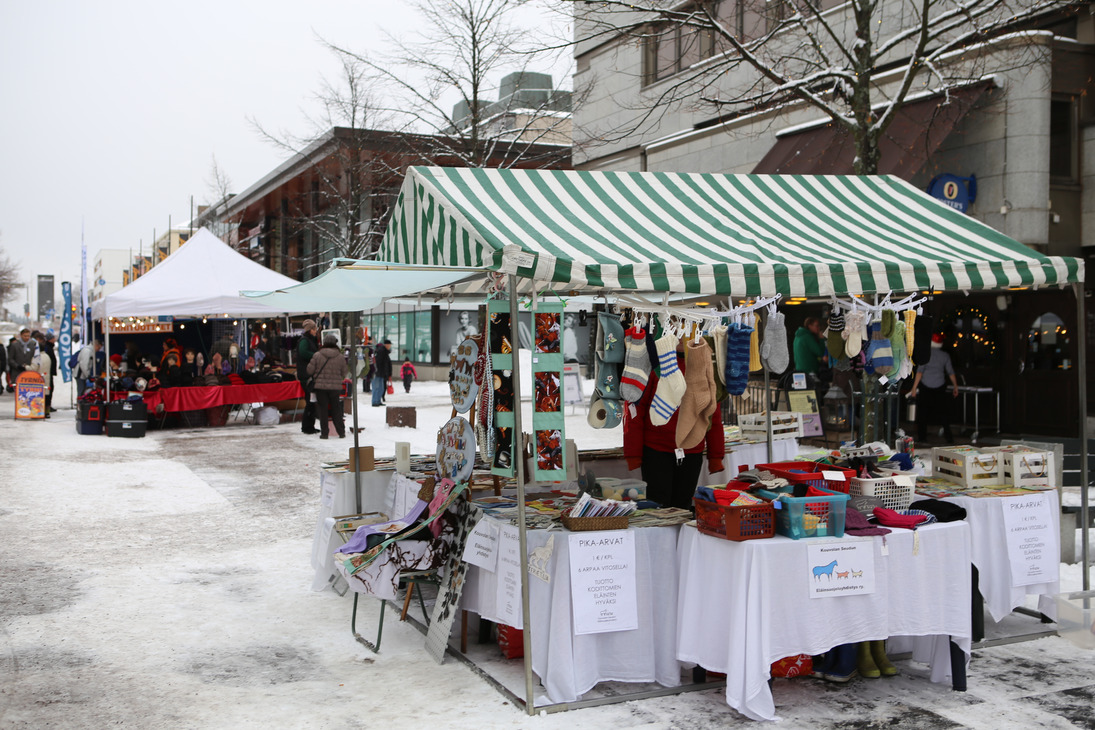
812,560,838,581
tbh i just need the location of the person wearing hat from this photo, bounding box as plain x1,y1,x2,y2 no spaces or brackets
297,319,321,434
8,328,38,385
908,333,959,445
371,339,393,407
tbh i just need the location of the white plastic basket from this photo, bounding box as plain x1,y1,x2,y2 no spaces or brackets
849,476,915,511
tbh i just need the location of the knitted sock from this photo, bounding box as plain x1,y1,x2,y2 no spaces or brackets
843,310,866,358
760,311,789,374
886,321,906,380
620,327,652,402
650,334,686,426
724,322,753,396
676,339,716,449
880,309,896,339
863,321,893,374
911,314,934,366
826,311,846,360
703,334,728,403
903,310,916,357
712,325,728,386
748,320,762,372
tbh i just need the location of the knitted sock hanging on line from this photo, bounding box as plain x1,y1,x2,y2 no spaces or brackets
903,310,916,356
676,339,717,450
620,327,652,402
724,322,753,396
826,311,846,360
748,317,763,372
650,334,686,426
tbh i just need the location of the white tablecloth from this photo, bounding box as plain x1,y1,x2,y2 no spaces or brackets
589,439,801,483
463,519,682,705
676,522,972,722
942,491,1060,621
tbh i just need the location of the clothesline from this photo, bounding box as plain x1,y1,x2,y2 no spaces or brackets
831,292,926,315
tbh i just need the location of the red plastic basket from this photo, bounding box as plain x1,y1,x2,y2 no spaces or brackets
693,498,775,541
755,461,856,494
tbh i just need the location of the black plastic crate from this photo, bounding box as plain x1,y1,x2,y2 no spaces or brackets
108,401,148,421
106,419,147,438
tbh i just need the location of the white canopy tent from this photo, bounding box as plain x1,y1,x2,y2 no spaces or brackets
91,228,300,320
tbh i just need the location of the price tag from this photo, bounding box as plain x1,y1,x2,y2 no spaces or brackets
628,403,637,419
878,374,889,385
891,475,914,488
822,470,846,482
674,448,685,462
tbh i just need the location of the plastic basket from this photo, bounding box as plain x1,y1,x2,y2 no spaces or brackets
693,498,775,541
849,477,914,511
756,461,856,494
755,485,849,540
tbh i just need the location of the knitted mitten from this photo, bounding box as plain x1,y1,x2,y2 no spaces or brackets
650,334,686,426
620,327,652,402
903,310,916,355
676,339,717,449
842,310,866,357
724,322,753,396
826,311,846,360
886,321,906,380
880,309,896,339
911,314,934,366
712,325,729,386
863,321,893,374
760,311,789,374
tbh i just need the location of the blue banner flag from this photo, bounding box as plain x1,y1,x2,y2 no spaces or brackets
60,281,73,383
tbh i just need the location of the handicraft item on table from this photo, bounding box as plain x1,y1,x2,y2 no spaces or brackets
531,302,567,481
449,337,479,413
489,299,516,477
436,415,476,483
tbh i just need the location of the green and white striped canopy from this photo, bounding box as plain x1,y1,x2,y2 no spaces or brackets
379,167,1083,297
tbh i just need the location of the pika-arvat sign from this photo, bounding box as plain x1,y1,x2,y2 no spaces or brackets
807,540,876,598
569,531,637,635
1001,492,1057,587
107,318,174,334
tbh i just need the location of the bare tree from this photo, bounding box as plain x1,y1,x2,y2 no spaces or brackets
568,0,1070,174
325,0,576,168
0,236,25,310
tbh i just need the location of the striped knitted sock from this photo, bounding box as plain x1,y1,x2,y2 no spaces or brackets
620,327,651,402
724,322,753,396
650,334,686,426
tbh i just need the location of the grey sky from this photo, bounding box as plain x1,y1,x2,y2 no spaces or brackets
0,1,569,309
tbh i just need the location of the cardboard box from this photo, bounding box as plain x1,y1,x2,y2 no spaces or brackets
348,446,374,472
385,406,417,428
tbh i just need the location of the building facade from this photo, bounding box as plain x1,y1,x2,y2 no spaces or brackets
572,2,1095,433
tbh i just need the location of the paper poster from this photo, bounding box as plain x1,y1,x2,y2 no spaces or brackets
531,302,566,481
461,517,500,572
807,540,876,598
1001,492,1057,587
569,531,638,635
495,523,523,628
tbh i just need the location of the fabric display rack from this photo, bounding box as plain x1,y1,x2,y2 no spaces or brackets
251,166,1088,720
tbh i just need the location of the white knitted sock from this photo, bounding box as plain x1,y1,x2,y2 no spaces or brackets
650,334,686,426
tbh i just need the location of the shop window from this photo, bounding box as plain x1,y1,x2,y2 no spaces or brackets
943,307,998,369
1050,97,1078,184
415,311,433,363
400,312,415,363
1025,312,1072,370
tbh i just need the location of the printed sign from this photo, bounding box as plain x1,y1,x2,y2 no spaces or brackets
461,516,500,572
569,530,638,635
807,540,876,598
495,523,523,628
14,371,46,420
1001,492,1057,587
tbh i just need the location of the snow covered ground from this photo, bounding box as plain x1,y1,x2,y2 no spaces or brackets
1,379,1093,729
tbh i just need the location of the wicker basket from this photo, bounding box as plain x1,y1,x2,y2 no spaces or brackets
694,498,775,541
561,514,630,531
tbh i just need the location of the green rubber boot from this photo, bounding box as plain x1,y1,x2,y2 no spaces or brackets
857,641,880,678
871,640,898,676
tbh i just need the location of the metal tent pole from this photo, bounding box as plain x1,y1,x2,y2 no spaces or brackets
351,312,362,514
104,303,110,403
1075,282,1090,590
509,273,536,714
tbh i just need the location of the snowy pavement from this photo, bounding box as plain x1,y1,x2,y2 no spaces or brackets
1,381,1093,729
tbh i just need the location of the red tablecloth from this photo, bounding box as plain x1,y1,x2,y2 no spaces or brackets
142,382,304,413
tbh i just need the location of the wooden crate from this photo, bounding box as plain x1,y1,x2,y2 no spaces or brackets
386,406,417,428
983,446,1055,488
738,412,804,441
931,446,1004,487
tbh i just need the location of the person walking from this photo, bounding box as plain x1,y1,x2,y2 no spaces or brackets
307,335,349,439
400,359,417,393
297,319,321,434
361,345,374,393
39,332,58,413
908,333,959,445
32,337,53,418
0,336,7,395
371,339,392,407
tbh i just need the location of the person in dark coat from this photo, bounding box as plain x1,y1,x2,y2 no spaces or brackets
160,353,184,388
361,345,374,393
297,319,320,433
307,335,349,439
0,337,7,394
37,332,58,412
371,339,392,407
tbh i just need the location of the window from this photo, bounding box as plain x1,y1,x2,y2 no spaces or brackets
1050,97,1079,184
643,3,719,84
1025,312,1071,371
414,311,433,363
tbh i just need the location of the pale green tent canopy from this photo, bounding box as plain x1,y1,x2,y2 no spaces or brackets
379,167,1083,296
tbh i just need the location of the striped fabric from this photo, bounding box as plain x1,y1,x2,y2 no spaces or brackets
378,167,1083,296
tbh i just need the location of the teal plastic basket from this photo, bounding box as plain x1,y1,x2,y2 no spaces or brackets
755,485,849,539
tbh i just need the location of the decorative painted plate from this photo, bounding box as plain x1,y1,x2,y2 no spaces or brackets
436,416,476,483
449,337,479,413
